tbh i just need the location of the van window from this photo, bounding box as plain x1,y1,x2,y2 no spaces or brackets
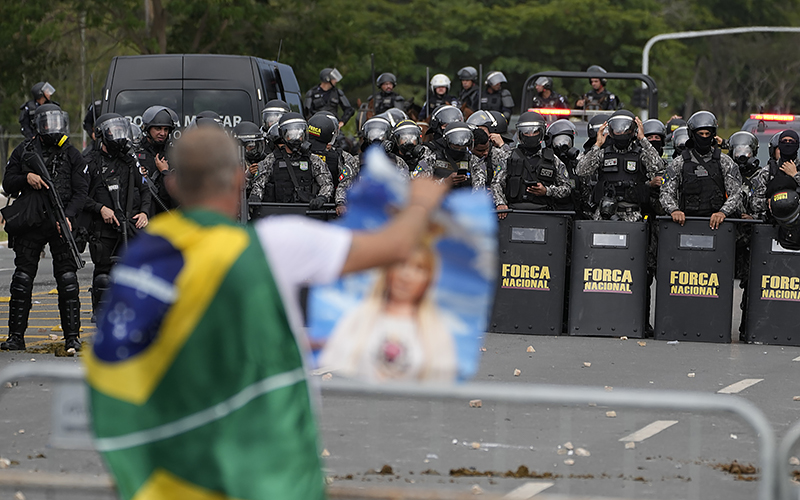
114,90,182,128
183,90,252,128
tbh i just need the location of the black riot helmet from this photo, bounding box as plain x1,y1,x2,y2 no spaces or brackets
586,65,608,86
31,81,55,101
392,120,422,156
642,119,666,140
278,112,309,150
672,126,690,157
34,103,69,147
266,123,280,146
728,131,760,177
771,190,800,227
444,122,473,160
457,66,478,82
534,76,553,90
261,100,290,132
665,117,686,143
83,99,103,136
307,112,338,149
769,132,781,160
129,121,144,150
466,110,497,130
430,105,464,134
607,109,636,149
233,121,268,164
546,119,577,153
96,113,132,157
320,67,343,83
141,105,179,132
376,73,397,86
587,114,610,140
516,111,547,150
377,108,408,127
687,110,718,154
361,116,392,145
186,110,224,131
485,71,507,87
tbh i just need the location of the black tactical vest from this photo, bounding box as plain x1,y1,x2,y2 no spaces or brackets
505,148,558,207
310,87,341,115
269,149,315,203
39,145,73,206
766,158,800,198
481,93,503,112
433,149,472,189
593,144,648,205
374,92,397,115
679,149,725,216
312,150,341,189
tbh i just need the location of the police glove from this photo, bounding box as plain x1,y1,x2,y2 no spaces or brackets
309,196,327,210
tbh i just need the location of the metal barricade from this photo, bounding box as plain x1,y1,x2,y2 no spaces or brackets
568,220,648,338
654,217,741,343
0,363,781,500
777,419,800,500
490,210,571,335
248,201,338,221
746,223,800,346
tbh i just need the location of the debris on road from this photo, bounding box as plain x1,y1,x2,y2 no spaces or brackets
469,399,482,408
583,362,591,367
564,459,575,466
711,460,757,481
620,336,628,340
790,456,800,466
526,345,535,353
575,448,590,457
625,442,636,450
667,340,679,345
450,466,561,479
793,396,800,402
563,442,573,450
637,341,646,347
48,334,59,340
606,411,617,418
480,347,487,352
321,449,330,457
687,373,696,378
471,442,481,449
514,369,521,376
730,434,738,440
365,465,394,475
471,485,483,495
0,458,11,468
321,373,333,381
604,386,613,391
14,492,26,500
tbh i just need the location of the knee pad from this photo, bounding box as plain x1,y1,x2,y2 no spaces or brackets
10,271,34,297
93,273,111,291
56,272,80,298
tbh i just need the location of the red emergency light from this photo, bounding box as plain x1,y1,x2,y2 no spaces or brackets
529,108,572,116
750,113,795,122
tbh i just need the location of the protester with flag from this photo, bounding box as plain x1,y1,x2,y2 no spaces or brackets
84,128,449,500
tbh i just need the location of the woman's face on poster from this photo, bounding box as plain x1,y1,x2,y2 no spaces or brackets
386,249,432,305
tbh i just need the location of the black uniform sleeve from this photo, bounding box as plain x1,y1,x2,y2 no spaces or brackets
3,143,30,195
65,146,90,219
136,170,152,215
303,89,315,119
338,89,355,125
19,104,35,140
83,159,105,215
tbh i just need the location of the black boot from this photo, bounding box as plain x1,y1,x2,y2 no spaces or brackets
90,274,111,324
57,272,82,352
64,334,81,352
0,333,25,350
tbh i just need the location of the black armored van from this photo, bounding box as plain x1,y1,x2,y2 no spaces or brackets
100,54,303,129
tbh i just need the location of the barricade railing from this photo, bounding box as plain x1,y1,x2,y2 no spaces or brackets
0,363,781,500
777,419,800,500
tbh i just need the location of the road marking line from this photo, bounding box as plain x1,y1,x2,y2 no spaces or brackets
794,356,800,362
504,482,554,499
718,378,763,394
619,420,679,442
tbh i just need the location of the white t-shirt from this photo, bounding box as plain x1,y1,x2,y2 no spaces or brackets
255,216,352,345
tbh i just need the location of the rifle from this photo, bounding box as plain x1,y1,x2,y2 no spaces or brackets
478,64,483,111
107,176,129,250
425,67,430,124
128,149,171,214
23,145,85,269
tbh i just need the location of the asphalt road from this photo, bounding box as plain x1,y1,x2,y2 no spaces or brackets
0,244,797,500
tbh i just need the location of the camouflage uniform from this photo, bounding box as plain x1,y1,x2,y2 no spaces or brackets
660,149,743,218
407,145,438,178
334,151,360,207
412,152,486,191
248,150,333,203
738,165,769,220
491,148,572,207
576,138,662,222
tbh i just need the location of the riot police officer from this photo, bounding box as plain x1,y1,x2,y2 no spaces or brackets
391,120,438,178
137,105,179,215
81,100,103,156
671,126,690,158
457,66,480,113
577,110,662,222
235,121,270,196
419,74,460,121
547,119,590,218
248,113,333,217
492,112,572,217
304,68,355,128
467,110,511,185
19,82,57,140
307,113,360,216
765,130,800,198
360,117,409,174
481,71,514,122
729,131,767,220
660,111,742,229
530,77,568,109
426,122,485,190
426,105,464,153
83,114,150,319
583,114,610,152
576,66,620,111
1,104,89,351
369,73,406,115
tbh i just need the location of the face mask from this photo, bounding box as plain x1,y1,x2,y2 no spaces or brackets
449,149,469,162
519,133,541,152
779,142,799,160
693,133,714,154
737,157,759,178
611,133,632,149
649,139,664,156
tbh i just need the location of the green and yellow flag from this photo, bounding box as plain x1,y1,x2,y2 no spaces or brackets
84,209,324,500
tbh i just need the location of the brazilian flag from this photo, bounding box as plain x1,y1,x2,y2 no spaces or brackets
84,210,325,500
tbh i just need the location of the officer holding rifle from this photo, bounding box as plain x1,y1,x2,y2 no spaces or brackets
1,104,89,352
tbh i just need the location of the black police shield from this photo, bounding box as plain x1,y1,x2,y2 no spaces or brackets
490,212,569,335
746,224,800,346
655,218,736,343
568,220,648,338
248,202,336,221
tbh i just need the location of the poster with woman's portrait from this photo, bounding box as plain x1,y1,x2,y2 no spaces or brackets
308,147,498,383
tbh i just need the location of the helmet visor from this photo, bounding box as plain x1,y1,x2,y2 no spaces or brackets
732,145,754,160
607,116,635,136
552,135,573,150
35,110,69,136
394,129,419,148
262,108,286,128
100,117,132,144
517,122,545,138
42,82,56,96
363,122,390,143
330,68,343,82
445,129,473,151
281,121,307,143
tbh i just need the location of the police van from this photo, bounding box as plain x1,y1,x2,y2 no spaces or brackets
740,113,800,165
99,54,304,129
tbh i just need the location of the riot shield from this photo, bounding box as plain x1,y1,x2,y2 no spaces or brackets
568,220,648,338
248,202,337,221
655,217,737,343
746,223,800,346
490,211,570,335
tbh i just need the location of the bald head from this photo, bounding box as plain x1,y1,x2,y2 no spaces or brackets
171,127,241,208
